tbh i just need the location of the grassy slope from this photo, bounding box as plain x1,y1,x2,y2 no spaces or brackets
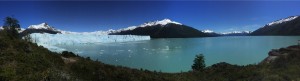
1,30,300,81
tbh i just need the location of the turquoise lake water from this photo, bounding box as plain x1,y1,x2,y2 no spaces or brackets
56,36,300,73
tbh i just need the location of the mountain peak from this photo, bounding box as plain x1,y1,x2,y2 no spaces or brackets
139,18,182,27
28,23,55,30
114,19,182,32
267,16,299,26
40,22,48,26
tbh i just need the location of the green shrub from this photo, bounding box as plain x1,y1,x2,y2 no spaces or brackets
192,54,205,71
61,51,77,58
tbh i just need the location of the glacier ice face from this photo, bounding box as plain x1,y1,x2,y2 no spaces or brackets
59,30,112,35
30,33,151,52
25,23,151,52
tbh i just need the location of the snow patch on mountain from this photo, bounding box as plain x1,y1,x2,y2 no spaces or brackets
114,19,182,32
28,23,57,30
140,19,182,27
267,16,298,26
0,26,3,30
202,30,214,33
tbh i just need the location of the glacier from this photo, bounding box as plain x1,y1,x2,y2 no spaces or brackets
30,33,151,52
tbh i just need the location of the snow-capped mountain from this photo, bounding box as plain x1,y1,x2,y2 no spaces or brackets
139,18,182,27
22,23,116,36
28,23,57,30
202,30,214,33
267,16,298,26
110,19,211,38
0,26,3,30
20,23,61,37
251,15,300,35
114,19,182,33
200,30,252,36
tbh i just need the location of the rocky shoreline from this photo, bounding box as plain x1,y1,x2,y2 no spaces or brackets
261,45,300,64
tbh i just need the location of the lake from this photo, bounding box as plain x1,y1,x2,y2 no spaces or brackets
56,36,300,73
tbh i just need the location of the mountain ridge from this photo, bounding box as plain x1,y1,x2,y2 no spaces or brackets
21,19,216,38
251,15,300,36
109,19,215,38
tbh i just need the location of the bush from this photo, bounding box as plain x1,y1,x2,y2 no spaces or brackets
61,51,77,58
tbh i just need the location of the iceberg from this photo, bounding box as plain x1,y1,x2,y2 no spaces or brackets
30,33,151,52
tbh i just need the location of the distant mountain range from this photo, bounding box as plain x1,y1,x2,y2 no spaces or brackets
17,15,300,38
251,16,300,36
200,30,251,36
20,19,217,38
221,31,252,36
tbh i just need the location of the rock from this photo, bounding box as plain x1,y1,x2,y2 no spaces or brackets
268,49,281,56
261,56,278,64
261,45,300,64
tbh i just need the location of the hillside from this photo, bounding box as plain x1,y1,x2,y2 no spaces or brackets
251,16,300,35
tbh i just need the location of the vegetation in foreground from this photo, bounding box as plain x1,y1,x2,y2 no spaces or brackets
1,17,300,81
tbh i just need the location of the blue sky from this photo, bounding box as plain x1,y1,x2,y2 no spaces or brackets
0,1,300,33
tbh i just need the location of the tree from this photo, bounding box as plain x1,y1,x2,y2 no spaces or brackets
3,16,21,39
192,54,205,71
